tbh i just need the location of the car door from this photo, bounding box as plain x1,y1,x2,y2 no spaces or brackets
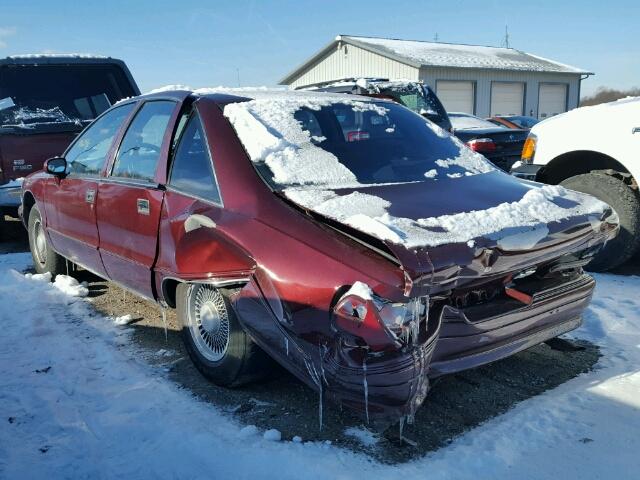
96,99,181,298
44,102,136,276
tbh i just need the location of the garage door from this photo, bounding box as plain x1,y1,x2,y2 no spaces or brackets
436,81,474,114
491,82,524,116
538,83,567,119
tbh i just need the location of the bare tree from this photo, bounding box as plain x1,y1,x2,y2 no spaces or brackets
581,87,640,107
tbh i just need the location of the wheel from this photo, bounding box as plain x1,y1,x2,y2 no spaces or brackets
27,206,65,276
177,283,272,386
561,172,640,271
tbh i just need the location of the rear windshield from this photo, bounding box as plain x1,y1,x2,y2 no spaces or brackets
0,64,136,128
225,97,494,190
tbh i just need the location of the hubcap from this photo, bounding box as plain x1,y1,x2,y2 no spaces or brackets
188,285,230,362
33,219,47,266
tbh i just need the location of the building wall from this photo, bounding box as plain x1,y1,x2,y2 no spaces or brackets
287,43,419,88
419,67,581,118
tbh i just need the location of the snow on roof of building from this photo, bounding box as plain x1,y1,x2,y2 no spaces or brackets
280,35,592,84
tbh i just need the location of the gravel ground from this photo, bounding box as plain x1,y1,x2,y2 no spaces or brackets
4,217,605,463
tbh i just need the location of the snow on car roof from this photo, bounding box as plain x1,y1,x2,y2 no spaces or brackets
6,53,109,59
146,85,373,103
195,86,379,103
1,54,120,67
340,35,591,74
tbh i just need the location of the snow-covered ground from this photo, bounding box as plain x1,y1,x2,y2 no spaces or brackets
0,252,638,479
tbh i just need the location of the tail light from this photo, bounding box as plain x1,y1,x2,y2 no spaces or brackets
466,138,496,153
521,134,537,163
333,282,428,351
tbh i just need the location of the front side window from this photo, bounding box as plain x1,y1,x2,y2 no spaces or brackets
65,102,135,176
111,101,175,183
168,114,221,204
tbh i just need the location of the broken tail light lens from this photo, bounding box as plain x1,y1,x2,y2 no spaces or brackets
333,294,396,351
466,138,496,153
333,284,428,351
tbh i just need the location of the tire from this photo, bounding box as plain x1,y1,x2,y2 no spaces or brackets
561,172,640,272
177,283,271,386
27,206,65,277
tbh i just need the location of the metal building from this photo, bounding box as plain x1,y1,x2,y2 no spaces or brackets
280,35,593,119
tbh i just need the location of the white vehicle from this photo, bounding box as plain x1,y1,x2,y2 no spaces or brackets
512,97,640,271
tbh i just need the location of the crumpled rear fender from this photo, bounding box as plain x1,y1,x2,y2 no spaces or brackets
232,274,443,426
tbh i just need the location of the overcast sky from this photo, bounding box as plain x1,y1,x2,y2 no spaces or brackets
0,0,636,96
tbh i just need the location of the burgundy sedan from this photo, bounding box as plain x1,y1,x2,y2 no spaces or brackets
21,89,617,424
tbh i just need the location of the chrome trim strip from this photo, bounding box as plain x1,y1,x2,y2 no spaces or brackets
161,275,250,289
98,176,160,189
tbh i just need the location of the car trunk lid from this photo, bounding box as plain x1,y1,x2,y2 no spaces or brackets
284,172,614,296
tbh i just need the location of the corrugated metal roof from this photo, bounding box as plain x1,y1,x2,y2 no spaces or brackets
280,35,592,84
343,35,591,74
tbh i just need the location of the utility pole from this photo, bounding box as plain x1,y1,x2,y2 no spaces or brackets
434,32,439,42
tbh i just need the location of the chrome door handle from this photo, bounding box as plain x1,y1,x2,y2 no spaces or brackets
85,189,96,204
137,198,150,215
184,214,216,233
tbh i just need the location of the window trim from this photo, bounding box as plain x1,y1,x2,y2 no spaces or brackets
166,110,224,208
63,101,138,178
108,98,179,185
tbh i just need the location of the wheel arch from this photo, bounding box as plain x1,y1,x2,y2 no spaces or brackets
21,190,37,228
538,150,634,186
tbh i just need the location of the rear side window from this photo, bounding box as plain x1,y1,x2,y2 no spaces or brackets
111,101,175,183
65,102,135,176
168,115,221,204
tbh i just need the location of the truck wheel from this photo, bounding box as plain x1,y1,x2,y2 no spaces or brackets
177,283,271,386
27,206,65,277
561,173,640,272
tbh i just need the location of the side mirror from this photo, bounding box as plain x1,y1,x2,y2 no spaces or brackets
45,157,67,177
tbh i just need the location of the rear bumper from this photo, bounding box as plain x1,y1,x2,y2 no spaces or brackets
430,273,594,376
235,272,595,423
324,273,594,421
